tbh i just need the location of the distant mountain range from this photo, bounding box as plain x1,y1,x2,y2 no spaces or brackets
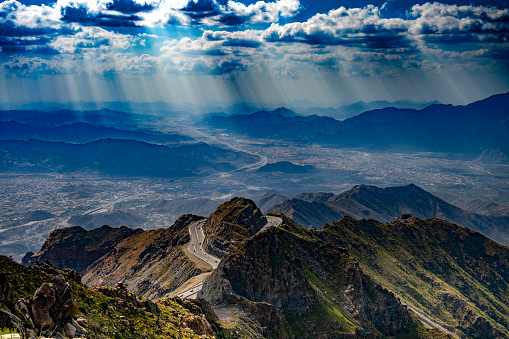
0,139,259,177
208,92,509,157
0,108,140,128
293,99,438,120
261,184,509,246
0,121,191,144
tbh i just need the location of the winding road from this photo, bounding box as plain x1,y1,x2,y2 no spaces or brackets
187,219,220,269
177,215,282,299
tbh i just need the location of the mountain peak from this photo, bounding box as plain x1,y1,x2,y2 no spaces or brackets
271,107,299,117
203,197,266,258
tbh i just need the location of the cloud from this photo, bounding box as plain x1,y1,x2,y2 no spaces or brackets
408,3,509,43
263,6,409,48
1,0,508,79
60,5,141,27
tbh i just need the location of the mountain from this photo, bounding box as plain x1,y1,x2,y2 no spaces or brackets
0,121,191,144
293,100,438,120
206,110,340,142
26,225,142,273
271,184,509,246
319,92,509,154
202,197,266,258
320,215,509,338
198,215,450,338
271,107,300,117
26,196,509,337
256,161,316,173
82,215,205,299
207,92,509,156
0,139,258,177
0,108,138,128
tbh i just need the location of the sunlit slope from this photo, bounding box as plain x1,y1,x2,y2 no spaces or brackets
320,215,509,338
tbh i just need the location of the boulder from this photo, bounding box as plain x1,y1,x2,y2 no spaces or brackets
71,318,87,335
31,283,56,328
50,274,78,320
63,323,76,337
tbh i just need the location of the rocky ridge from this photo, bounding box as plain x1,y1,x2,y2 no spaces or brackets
269,184,509,246
198,215,450,338
26,225,142,273
203,197,266,258
320,215,509,338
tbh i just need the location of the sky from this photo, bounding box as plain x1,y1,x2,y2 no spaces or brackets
0,0,508,107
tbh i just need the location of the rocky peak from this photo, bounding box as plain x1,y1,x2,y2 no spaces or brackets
392,213,420,223
203,197,266,258
27,225,142,273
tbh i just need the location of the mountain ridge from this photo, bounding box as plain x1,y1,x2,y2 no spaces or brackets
269,184,509,246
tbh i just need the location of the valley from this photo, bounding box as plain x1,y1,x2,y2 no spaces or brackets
1,127,508,261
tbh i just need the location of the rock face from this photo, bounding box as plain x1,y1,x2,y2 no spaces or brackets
199,217,412,338
28,225,142,273
203,197,267,258
83,214,204,299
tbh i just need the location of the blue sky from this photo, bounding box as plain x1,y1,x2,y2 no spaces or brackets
1,0,508,107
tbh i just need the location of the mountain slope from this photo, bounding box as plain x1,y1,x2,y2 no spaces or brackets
320,215,509,338
199,215,451,338
271,184,509,246
0,255,218,339
27,225,142,273
0,139,258,177
207,92,509,156
82,215,204,299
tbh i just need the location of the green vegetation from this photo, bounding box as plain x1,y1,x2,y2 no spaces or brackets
321,216,509,338
0,255,216,339
0,328,20,335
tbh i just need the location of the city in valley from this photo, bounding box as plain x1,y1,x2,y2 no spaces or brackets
2,126,507,260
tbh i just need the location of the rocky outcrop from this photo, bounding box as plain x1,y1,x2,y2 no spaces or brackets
28,225,142,273
199,219,411,338
31,282,56,328
204,197,267,258
27,274,78,328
